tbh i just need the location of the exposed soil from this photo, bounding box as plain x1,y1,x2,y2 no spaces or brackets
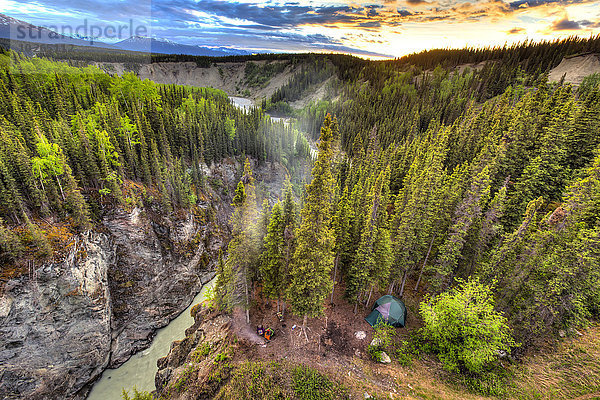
245,281,374,362
549,53,600,85
225,279,430,398
92,60,298,100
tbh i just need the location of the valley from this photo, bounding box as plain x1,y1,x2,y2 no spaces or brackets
0,34,600,400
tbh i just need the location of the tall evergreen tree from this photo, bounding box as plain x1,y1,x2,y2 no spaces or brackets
287,114,336,334
222,159,258,323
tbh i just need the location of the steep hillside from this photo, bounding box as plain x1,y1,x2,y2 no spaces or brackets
94,60,299,101
0,157,291,400
0,54,310,399
549,53,600,85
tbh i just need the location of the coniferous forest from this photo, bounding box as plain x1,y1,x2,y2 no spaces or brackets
2,34,600,399
214,36,600,357
0,51,310,261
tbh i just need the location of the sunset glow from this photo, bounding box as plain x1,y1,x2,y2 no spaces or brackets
2,0,600,57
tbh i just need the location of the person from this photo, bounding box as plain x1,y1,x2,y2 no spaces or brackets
264,327,274,341
257,324,264,336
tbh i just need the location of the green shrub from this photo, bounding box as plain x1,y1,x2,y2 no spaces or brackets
292,365,349,400
192,342,212,363
457,366,511,396
419,278,517,374
367,320,396,362
393,334,426,367
213,348,232,364
173,365,196,393
121,387,152,400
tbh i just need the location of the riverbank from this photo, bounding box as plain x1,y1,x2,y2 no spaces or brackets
87,277,216,400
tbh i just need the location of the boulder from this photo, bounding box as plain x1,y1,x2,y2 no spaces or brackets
354,331,366,340
379,351,391,364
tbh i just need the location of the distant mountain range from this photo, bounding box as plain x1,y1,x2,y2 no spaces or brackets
114,36,250,57
0,13,250,56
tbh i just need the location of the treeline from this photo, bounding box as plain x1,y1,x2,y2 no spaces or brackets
244,61,288,88
288,36,600,143
302,65,481,142
270,58,335,104
0,52,309,263
391,35,600,73
215,72,600,351
0,38,362,73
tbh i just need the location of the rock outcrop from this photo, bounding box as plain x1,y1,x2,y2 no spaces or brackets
0,205,221,400
0,232,114,399
154,307,234,400
104,205,221,368
0,157,292,400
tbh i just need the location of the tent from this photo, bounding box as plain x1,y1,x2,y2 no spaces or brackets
365,295,406,328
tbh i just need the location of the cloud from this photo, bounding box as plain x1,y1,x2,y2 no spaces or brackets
551,15,581,29
405,0,430,5
580,19,600,28
359,21,383,27
5,0,600,58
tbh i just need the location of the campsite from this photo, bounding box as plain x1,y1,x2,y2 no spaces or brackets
228,277,418,394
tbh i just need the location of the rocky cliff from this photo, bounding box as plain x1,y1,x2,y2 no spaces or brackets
93,60,297,101
0,158,290,400
154,307,234,400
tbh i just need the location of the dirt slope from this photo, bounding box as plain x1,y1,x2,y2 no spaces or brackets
549,53,600,85
94,60,297,100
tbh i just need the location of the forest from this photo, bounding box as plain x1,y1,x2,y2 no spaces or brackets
1,34,600,396
0,51,310,264
212,35,600,378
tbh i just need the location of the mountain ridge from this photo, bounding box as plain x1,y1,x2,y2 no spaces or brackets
0,13,249,56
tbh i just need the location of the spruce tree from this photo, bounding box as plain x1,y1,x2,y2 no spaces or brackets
214,249,233,312
287,114,336,333
223,158,258,323
260,202,286,304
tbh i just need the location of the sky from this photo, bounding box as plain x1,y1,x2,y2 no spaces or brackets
2,0,600,58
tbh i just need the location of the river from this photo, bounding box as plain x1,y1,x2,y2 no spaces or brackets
87,94,308,400
87,278,216,400
228,96,254,111
228,96,317,159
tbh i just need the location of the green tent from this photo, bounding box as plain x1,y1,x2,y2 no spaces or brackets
365,295,406,328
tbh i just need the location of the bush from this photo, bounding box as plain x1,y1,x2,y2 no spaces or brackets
292,365,349,400
367,319,396,362
419,278,517,373
393,333,426,367
121,387,152,400
457,367,511,397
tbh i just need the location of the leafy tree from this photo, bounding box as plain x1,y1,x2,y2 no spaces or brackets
420,278,517,373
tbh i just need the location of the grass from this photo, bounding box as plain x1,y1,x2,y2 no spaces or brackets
509,326,600,399
215,361,349,400
292,365,349,400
